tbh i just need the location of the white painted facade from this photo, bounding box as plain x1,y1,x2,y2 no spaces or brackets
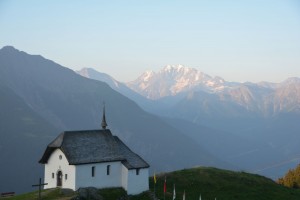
44,149,149,195
121,165,149,195
44,149,75,190
75,161,122,189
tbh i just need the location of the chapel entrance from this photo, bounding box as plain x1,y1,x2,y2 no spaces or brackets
57,171,62,187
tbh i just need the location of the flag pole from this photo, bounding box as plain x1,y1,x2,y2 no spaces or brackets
172,184,176,200
164,176,166,200
154,181,156,198
153,172,156,198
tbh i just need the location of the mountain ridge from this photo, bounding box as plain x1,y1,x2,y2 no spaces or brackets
127,64,238,99
77,65,300,117
125,64,300,116
76,67,154,111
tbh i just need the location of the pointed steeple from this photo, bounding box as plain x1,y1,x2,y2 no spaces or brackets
101,103,107,129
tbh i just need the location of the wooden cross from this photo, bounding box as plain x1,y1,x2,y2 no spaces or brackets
32,178,48,200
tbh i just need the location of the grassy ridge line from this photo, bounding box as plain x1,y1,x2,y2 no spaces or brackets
149,167,300,200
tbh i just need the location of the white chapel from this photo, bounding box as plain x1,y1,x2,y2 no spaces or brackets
39,109,149,195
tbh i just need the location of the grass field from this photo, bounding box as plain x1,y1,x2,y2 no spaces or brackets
151,167,300,200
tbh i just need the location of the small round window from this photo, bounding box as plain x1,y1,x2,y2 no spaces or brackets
59,155,62,160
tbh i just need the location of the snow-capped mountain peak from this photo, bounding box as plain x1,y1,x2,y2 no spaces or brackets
142,70,155,82
127,65,232,99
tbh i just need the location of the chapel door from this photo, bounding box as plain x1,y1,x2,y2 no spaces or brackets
57,171,62,187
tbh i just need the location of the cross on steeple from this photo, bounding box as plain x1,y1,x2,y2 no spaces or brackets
101,102,107,129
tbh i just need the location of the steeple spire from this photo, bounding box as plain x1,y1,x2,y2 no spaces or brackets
101,102,107,129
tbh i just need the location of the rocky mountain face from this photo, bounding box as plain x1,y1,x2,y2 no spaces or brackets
127,64,237,99
0,47,227,194
166,78,300,125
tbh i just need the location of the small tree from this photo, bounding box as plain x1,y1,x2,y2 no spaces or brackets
278,164,300,188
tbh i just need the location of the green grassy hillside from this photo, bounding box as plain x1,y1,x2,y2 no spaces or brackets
4,167,300,200
151,167,300,200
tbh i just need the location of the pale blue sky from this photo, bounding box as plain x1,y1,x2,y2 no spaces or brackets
0,0,299,83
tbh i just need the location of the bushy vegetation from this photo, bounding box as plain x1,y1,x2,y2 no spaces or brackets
278,164,300,188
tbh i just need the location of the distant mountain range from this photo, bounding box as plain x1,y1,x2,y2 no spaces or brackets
127,64,300,115
79,65,300,117
77,64,300,180
0,46,227,194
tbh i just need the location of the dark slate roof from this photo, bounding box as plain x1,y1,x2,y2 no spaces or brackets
39,129,149,169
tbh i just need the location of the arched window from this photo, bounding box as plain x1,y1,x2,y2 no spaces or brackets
92,166,95,177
